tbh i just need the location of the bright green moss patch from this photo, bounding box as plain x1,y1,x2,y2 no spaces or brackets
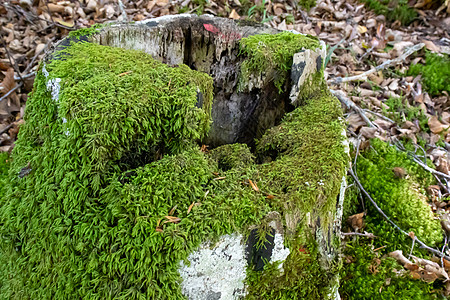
360,0,417,25
0,152,9,197
407,52,450,96
355,139,442,247
239,32,320,92
210,143,255,171
68,23,106,39
340,243,437,300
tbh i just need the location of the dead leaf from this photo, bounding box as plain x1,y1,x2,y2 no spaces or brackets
163,216,181,224
422,40,441,52
389,250,412,266
169,205,177,216
428,116,449,134
229,9,240,20
187,201,195,214
248,179,259,192
347,212,364,231
393,167,406,178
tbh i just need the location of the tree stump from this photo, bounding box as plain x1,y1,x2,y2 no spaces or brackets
0,15,349,299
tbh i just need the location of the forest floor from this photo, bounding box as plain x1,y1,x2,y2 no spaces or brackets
1,0,450,298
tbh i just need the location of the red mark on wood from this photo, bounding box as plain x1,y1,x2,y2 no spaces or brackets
203,23,220,34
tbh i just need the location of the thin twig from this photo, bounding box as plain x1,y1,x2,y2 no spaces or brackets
349,168,450,260
363,109,395,124
332,43,425,84
14,72,35,82
0,83,23,104
0,123,13,136
331,89,377,128
342,231,377,238
1,36,25,85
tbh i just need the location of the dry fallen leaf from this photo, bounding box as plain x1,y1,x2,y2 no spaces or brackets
229,9,240,20
163,216,181,224
347,212,364,231
248,179,259,192
187,201,195,214
428,116,449,134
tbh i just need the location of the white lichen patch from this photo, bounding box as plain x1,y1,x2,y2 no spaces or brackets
46,78,62,102
179,233,248,300
270,233,290,269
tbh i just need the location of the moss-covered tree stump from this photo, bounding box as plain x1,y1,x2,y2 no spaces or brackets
0,15,349,299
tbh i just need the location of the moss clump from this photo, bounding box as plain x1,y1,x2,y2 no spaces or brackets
361,0,417,25
407,52,450,96
340,172,443,299
210,143,255,171
355,139,442,246
0,152,9,197
239,32,320,93
382,96,428,132
340,243,437,300
68,23,106,39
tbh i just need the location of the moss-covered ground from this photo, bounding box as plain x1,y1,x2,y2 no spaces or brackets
340,139,445,299
407,51,450,97
0,31,348,299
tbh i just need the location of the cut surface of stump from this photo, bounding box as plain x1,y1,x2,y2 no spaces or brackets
0,15,348,300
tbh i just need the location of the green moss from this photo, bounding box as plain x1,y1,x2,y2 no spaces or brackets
0,152,9,197
355,139,442,247
68,23,107,39
340,146,445,298
360,0,417,25
340,243,437,300
407,52,450,96
382,96,428,132
257,91,348,229
239,32,320,93
210,143,255,171
298,0,317,10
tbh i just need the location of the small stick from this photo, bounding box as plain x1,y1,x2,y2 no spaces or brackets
349,168,450,260
363,109,395,124
331,89,376,128
342,232,377,238
0,82,23,104
332,43,425,84
374,245,387,252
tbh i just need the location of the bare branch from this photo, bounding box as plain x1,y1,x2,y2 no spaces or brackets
331,43,425,84
331,89,376,128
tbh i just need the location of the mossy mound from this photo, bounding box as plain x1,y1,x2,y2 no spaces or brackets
355,139,442,247
407,52,450,97
340,139,445,299
239,31,320,92
0,31,347,299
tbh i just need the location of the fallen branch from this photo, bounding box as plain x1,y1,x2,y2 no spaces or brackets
331,89,376,128
331,43,425,84
349,168,450,260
